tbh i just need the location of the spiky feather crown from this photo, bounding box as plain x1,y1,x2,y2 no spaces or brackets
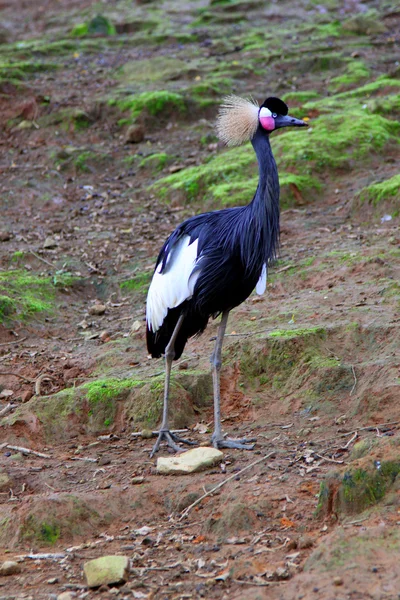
216,95,260,146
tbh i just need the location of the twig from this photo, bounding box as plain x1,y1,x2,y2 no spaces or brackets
29,250,55,268
314,453,343,464
0,336,27,347
35,373,55,396
233,579,276,587
179,451,275,520
5,444,51,459
350,365,357,396
131,428,189,438
21,553,66,560
0,403,17,417
0,371,34,383
341,431,358,450
69,456,98,463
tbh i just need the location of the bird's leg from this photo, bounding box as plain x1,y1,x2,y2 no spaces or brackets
150,314,194,457
211,310,255,450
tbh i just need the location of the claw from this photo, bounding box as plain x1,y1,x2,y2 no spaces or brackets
212,434,256,451
150,429,195,457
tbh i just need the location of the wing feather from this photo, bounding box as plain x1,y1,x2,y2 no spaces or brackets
146,236,200,332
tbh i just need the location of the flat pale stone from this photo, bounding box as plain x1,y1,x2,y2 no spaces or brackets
83,555,130,588
0,560,21,576
156,447,224,475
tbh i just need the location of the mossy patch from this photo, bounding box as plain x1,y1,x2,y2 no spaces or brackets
0,270,80,324
119,56,191,85
71,15,116,37
120,272,151,293
204,502,257,539
139,153,174,173
356,174,400,207
112,91,186,125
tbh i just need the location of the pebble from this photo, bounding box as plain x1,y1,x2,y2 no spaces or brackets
89,303,107,316
275,566,290,580
298,534,314,549
0,231,11,242
43,236,58,249
47,577,59,584
125,124,145,143
83,555,130,588
333,576,343,586
57,593,75,600
0,560,21,576
131,476,145,484
98,455,111,466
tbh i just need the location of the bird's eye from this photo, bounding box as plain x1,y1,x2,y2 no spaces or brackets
272,113,277,118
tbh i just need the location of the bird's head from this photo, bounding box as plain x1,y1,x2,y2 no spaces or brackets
217,95,308,146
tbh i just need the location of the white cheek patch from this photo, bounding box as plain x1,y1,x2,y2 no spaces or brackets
259,106,272,118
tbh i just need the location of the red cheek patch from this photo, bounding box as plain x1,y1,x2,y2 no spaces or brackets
260,116,275,131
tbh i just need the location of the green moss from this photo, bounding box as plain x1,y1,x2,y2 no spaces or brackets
282,91,320,103
139,153,173,172
113,91,186,124
0,270,80,323
330,60,370,89
274,109,399,171
120,272,151,292
83,377,140,406
71,15,116,37
0,61,58,80
357,174,400,206
268,326,326,339
119,56,190,84
22,517,60,544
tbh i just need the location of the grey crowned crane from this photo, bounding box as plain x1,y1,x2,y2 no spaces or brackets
146,94,307,456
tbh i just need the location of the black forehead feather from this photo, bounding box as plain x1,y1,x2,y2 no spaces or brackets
261,97,288,116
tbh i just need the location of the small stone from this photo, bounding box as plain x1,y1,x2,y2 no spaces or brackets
125,124,145,143
57,593,75,600
0,389,14,398
298,535,314,549
131,476,145,485
47,577,59,584
0,560,22,575
21,390,33,403
43,237,58,249
89,303,107,316
156,447,224,475
83,555,130,588
98,455,111,466
140,429,153,439
129,320,141,334
275,566,290,580
100,330,111,342
0,231,11,242
333,576,343,586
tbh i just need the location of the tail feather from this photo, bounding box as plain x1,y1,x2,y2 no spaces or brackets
146,305,209,360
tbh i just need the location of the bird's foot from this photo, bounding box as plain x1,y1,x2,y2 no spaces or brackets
211,433,256,451
150,429,195,458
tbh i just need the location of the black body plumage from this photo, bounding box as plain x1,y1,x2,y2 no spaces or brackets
146,126,280,360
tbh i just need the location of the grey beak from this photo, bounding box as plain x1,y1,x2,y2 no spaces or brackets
275,114,308,129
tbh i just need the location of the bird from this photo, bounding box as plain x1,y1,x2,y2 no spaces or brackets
146,94,307,456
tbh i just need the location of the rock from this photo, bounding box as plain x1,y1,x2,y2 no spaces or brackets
83,555,130,588
298,534,314,549
89,303,107,316
0,389,14,398
274,566,290,580
0,560,22,575
125,124,145,143
129,320,141,334
21,389,33,403
98,455,111,466
0,472,12,491
57,593,75,600
156,447,224,475
333,576,343,586
43,237,58,249
131,476,145,484
47,577,58,584
0,231,11,242
100,330,111,342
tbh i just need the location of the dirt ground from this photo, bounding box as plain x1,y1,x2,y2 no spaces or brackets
0,0,400,598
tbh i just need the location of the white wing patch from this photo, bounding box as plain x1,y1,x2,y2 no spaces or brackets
146,236,200,333
255,263,267,295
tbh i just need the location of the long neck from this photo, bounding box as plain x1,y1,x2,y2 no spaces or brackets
247,127,280,263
